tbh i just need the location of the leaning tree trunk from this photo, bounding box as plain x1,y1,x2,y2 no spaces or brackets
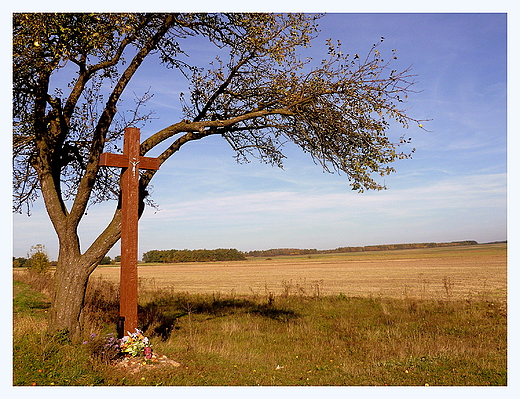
48,209,122,342
49,252,91,341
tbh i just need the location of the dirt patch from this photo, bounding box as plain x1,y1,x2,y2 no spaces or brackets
113,352,181,374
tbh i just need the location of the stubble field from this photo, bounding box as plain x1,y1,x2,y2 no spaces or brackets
92,243,507,302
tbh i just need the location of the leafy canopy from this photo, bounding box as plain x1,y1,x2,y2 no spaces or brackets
13,13,426,215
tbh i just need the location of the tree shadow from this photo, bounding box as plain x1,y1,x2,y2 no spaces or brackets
139,294,299,340
248,305,298,323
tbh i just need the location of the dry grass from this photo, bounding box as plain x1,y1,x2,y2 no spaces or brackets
91,244,507,302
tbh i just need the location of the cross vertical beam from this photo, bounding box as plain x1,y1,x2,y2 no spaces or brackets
99,127,160,335
120,127,139,334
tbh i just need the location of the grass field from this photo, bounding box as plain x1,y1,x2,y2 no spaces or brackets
92,243,507,301
12,243,508,387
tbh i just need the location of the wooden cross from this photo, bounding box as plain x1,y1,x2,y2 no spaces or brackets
99,127,160,335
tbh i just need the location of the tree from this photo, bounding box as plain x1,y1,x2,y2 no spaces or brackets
13,13,426,340
27,244,50,274
100,256,112,265
13,256,29,268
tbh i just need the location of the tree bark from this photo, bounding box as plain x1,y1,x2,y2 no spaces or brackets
49,253,90,341
48,208,122,341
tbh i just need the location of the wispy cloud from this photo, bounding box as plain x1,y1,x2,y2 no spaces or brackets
143,172,506,231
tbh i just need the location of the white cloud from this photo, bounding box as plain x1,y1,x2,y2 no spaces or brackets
146,172,506,221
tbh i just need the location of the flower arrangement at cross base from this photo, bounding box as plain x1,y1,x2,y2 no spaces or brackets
83,329,153,362
83,329,181,372
119,329,153,359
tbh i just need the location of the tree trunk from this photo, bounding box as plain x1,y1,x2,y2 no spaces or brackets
49,252,90,341
48,208,122,342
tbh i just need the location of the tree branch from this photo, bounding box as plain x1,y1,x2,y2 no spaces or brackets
68,15,176,226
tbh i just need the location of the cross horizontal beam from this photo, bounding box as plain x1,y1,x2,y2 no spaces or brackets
99,153,160,170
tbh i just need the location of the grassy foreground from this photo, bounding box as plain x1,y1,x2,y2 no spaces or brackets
13,271,506,386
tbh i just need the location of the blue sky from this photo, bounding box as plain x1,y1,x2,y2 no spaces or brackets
10,9,510,260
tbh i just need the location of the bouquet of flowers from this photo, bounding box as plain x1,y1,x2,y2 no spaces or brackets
119,329,152,358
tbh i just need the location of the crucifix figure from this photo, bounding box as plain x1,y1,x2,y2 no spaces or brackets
99,127,160,335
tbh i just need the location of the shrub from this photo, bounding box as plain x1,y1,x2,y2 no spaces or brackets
27,244,50,274
13,257,28,268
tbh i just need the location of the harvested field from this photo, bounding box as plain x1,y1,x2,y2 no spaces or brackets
91,243,507,302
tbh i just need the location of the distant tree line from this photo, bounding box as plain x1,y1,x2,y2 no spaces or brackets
13,257,58,269
245,248,319,257
142,248,247,263
326,240,480,253
246,241,480,257
15,241,487,267
13,252,114,268
13,257,29,268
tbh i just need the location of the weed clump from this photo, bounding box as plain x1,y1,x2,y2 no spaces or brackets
82,333,122,364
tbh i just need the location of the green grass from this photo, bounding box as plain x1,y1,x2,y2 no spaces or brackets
13,274,507,386
13,330,108,386
13,280,50,317
12,279,107,386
